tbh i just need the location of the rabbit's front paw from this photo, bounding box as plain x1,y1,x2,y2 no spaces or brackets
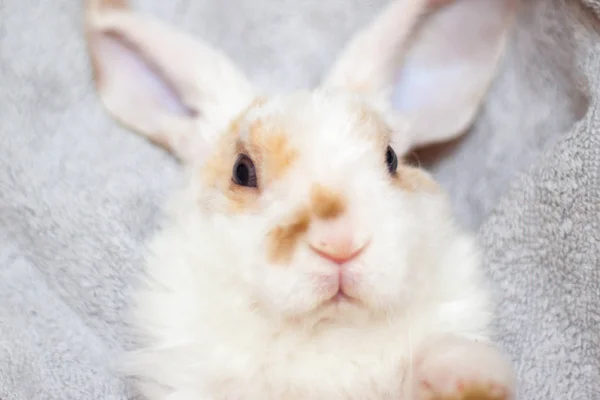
412,336,515,400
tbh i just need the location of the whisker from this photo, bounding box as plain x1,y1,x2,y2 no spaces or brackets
409,150,422,168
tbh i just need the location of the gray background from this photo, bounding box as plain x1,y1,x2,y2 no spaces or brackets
0,0,598,398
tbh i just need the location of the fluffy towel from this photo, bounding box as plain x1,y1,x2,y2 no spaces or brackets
0,0,597,398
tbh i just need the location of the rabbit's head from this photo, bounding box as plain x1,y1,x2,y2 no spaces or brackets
85,0,515,323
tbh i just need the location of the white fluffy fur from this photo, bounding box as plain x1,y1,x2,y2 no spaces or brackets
84,0,517,398
124,89,495,399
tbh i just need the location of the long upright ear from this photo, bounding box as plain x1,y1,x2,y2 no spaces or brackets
322,0,517,153
84,0,257,163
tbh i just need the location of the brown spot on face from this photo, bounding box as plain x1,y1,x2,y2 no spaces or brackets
201,125,260,213
248,119,298,182
393,165,440,194
267,208,311,264
200,97,299,213
201,102,262,213
263,131,298,181
310,184,346,220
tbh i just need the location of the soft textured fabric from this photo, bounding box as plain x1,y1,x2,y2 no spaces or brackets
0,0,598,399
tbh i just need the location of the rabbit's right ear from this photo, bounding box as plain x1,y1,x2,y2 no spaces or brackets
84,0,256,163
323,0,516,155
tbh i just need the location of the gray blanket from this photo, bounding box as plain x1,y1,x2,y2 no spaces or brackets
0,0,598,399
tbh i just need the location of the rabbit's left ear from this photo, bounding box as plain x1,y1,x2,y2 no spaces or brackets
84,0,257,163
322,0,517,154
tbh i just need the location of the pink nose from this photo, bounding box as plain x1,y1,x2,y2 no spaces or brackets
309,239,366,265
308,217,368,265
307,214,369,265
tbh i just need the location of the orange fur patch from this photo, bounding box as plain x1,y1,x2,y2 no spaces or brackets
248,119,298,182
200,97,299,213
310,184,346,220
267,208,311,264
393,165,440,194
428,384,508,400
201,127,259,213
266,186,347,265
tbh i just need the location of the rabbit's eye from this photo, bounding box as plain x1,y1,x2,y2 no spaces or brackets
232,154,258,188
385,145,398,175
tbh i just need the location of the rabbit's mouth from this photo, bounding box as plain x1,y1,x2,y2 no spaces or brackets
306,289,368,326
313,267,363,307
322,286,362,310
328,291,355,304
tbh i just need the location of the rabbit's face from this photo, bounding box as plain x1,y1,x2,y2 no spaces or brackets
85,0,515,324
195,89,447,321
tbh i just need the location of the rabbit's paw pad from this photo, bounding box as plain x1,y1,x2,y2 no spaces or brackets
413,337,515,400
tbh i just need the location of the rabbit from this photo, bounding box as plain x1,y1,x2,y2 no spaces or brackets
84,0,518,398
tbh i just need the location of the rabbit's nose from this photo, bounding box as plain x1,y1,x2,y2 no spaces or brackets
309,238,366,265
308,218,368,265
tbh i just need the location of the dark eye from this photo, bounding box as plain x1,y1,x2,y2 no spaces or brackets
232,154,258,188
385,145,398,175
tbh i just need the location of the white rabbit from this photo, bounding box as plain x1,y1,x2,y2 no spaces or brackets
85,0,517,399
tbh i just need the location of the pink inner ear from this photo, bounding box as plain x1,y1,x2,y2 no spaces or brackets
96,30,197,117
386,0,515,146
391,63,473,112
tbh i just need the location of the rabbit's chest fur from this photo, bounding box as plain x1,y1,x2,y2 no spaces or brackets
198,315,415,399
130,254,485,400
143,302,430,399
127,193,491,400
